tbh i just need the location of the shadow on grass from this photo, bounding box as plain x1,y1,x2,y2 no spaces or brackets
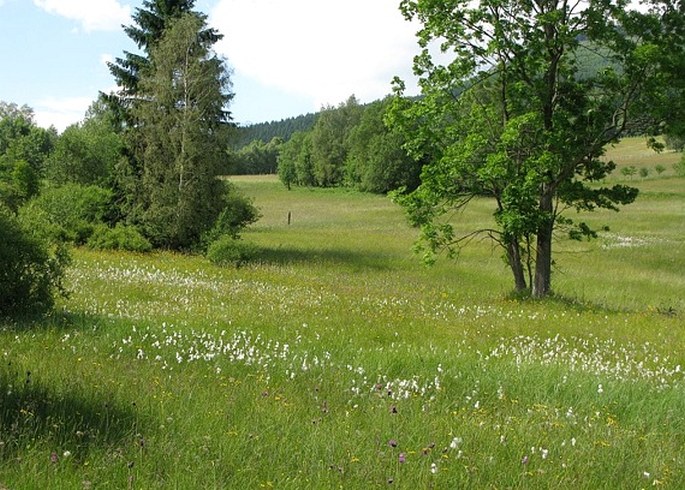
0,362,143,463
4,309,126,335
254,245,393,271
505,289,680,317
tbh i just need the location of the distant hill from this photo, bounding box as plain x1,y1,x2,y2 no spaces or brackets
232,112,318,148
231,42,654,150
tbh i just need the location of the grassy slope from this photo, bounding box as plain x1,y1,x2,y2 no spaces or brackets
1,138,684,488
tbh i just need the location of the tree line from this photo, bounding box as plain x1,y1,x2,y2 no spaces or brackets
232,113,318,149
272,95,423,194
228,97,424,196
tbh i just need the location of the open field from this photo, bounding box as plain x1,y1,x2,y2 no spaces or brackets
1,138,684,488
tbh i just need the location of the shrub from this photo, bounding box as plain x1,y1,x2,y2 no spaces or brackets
639,167,650,178
87,223,152,252
206,236,258,268
25,183,112,244
655,164,666,175
620,165,637,178
18,200,67,243
200,189,260,249
0,204,69,318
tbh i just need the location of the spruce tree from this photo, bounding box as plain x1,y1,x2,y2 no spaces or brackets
133,13,233,249
107,0,222,114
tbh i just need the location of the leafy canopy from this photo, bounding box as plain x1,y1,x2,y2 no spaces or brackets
391,0,682,297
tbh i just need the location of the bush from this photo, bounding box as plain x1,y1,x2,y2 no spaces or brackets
620,166,637,178
0,204,69,318
206,236,258,268
639,167,650,178
0,159,40,210
87,223,152,252
200,188,260,249
25,183,112,244
18,200,66,243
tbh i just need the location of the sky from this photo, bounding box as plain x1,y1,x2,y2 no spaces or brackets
0,0,423,132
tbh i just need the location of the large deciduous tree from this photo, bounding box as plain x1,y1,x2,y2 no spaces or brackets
391,0,683,297
310,96,362,187
345,98,422,193
132,13,233,249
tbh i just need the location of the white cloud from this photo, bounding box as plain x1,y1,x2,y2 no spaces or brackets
33,0,131,32
33,95,93,132
210,0,422,111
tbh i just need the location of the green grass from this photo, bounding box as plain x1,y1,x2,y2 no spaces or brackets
1,138,684,488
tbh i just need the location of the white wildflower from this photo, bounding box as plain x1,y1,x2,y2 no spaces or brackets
450,437,463,449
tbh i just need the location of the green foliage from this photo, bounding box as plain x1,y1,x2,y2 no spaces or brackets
0,204,69,318
24,184,113,244
206,235,258,267
663,133,684,151
87,223,152,252
0,158,39,211
0,101,56,209
392,0,678,297
201,185,261,248
132,14,234,250
106,0,222,123
275,98,418,194
228,137,283,175
233,112,318,148
310,96,362,186
0,102,55,173
345,98,421,193
620,166,638,178
277,131,315,188
655,164,666,175
45,104,123,186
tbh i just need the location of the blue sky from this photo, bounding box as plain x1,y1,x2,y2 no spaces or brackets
0,0,422,131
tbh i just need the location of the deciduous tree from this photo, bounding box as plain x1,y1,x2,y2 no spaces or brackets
310,96,362,186
391,0,683,297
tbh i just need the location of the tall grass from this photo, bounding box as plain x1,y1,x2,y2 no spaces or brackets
1,138,683,488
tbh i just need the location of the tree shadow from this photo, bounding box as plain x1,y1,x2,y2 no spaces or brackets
505,289,679,316
254,245,393,271
6,310,125,335
0,362,143,463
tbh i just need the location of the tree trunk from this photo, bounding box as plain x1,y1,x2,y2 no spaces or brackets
533,189,554,298
506,238,528,292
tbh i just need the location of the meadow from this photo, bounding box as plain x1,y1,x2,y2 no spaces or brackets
1,138,684,488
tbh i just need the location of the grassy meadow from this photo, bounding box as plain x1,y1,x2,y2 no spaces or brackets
1,138,684,488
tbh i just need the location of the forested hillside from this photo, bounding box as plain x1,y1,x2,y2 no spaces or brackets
232,112,318,148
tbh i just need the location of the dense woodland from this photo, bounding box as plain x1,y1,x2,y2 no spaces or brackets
232,113,318,148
